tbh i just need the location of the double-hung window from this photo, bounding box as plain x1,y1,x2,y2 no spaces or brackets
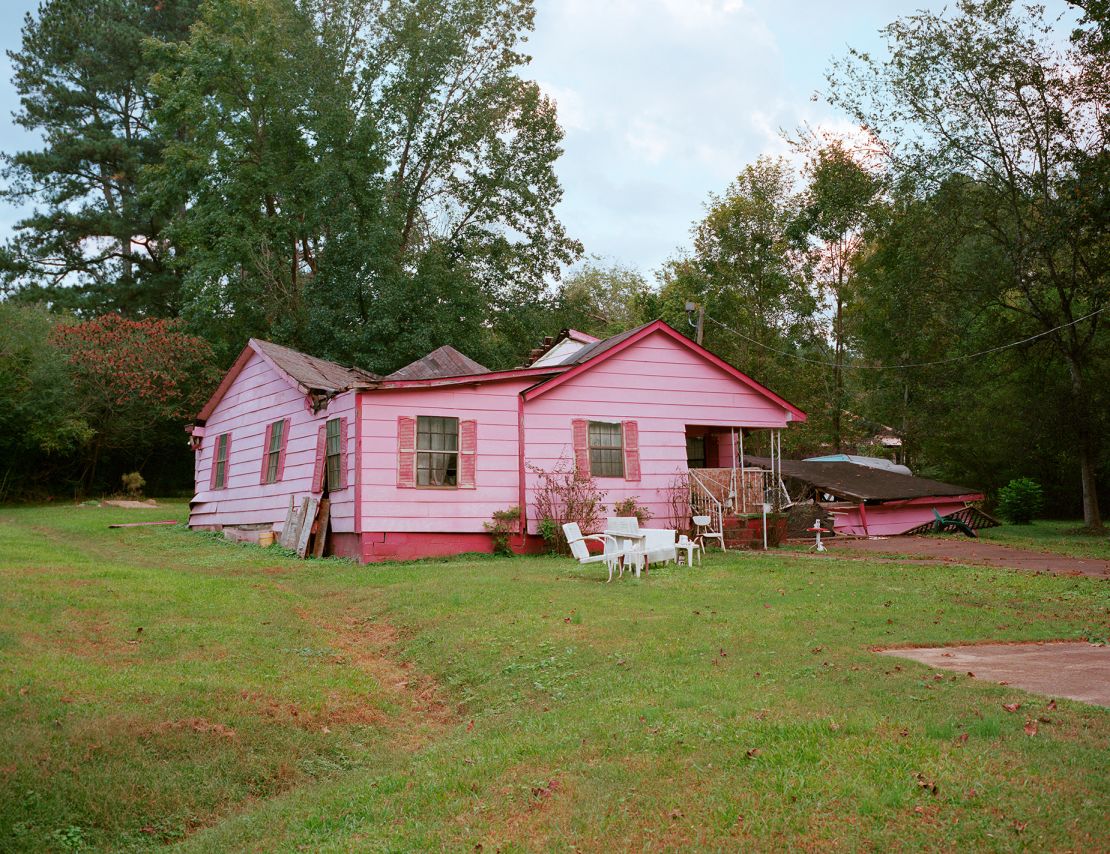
588,421,624,478
264,420,284,484
213,433,230,489
416,416,458,487
325,418,343,491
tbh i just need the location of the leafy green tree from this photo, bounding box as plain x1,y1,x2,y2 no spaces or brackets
658,157,825,451
555,261,654,339
829,0,1109,528
0,304,92,499
1,0,200,315
794,139,881,450
150,0,580,370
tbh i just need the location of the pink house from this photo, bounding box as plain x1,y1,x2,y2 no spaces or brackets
188,320,806,561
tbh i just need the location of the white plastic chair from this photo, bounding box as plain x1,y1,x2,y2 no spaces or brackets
605,516,648,575
641,529,678,566
562,522,635,583
693,515,725,551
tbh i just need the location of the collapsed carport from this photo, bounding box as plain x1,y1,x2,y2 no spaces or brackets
744,456,999,537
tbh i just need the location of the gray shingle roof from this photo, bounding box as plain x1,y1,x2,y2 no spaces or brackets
745,456,979,502
253,339,380,393
386,345,491,380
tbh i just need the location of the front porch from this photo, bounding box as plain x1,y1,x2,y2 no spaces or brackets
683,425,790,549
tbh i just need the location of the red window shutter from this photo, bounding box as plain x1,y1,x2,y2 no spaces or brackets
622,420,641,482
339,417,349,489
458,419,477,488
572,419,591,481
397,415,416,488
276,419,289,481
311,424,327,493
259,422,274,484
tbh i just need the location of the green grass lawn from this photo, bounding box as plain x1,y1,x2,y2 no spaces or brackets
979,519,1110,560
1,503,1107,852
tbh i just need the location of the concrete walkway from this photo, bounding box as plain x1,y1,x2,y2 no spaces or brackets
880,642,1110,706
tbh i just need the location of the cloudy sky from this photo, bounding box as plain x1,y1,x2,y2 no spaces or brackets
0,0,1077,279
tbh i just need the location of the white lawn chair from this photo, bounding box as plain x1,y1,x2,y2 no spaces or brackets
641,529,678,566
693,515,725,551
562,522,635,583
605,516,648,576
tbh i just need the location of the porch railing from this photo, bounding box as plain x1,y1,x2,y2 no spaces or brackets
688,468,725,548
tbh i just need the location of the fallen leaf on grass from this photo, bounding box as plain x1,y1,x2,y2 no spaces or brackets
811,646,823,654
915,773,938,795
466,720,474,731
746,748,762,759
1002,702,1022,713
140,826,155,835
1046,699,1057,711
1023,720,1038,736
669,808,683,821
955,733,969,746
1013,820,1028,833
967,671,975,678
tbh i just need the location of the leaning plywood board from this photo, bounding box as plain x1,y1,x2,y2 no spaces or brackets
312,498,331,559
278,496,300,550
296,497,319,558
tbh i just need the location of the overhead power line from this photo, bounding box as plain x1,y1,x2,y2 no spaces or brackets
704,305,1106,371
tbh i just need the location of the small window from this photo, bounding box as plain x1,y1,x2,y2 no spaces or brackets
264,420,284,484
325,418,343,491
417,416,458,487
214,433,230,489
686,435,706,469
589,421,624,478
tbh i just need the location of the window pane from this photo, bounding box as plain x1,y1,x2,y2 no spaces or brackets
269,420,284,454
416,451,458,486
266,453,279,483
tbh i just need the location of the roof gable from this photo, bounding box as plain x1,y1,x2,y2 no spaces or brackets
197,339,380,421
521,320,807,421
386,345,490,380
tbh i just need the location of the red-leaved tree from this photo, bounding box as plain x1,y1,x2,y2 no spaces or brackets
51,315,219,488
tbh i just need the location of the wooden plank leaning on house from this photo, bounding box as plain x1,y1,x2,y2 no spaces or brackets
295,497,319,558
278,496,301,550
312,498,331,559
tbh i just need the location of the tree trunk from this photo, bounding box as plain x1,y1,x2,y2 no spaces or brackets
1065,355,1103,529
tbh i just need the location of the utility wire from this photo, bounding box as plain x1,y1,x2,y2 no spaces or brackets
704,305,1106,371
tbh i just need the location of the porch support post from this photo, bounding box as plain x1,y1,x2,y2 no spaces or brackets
738,429,746,513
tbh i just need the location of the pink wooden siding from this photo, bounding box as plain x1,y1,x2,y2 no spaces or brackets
831,499,973,537
190,351,356,532
522,329,794,533
357,382,531,534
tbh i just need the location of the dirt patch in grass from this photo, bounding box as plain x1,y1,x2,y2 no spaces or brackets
298,608,456,748
157,718,238,739
823,536,1110,579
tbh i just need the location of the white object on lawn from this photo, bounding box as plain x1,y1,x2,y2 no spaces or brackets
676,534,702,567
692,514,725,551
562,522,635,583
605,516,648,577
641,529,678,567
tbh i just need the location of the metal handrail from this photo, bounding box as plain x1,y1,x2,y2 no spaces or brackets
688,468,724,540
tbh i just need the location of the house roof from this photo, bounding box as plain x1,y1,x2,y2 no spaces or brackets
253,339,380,391
196,339,380,421
746,456,979,502
386,345,490,380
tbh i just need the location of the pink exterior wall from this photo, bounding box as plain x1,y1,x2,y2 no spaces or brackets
522,329,794,533
190,352,356,531
831,499,972,537
357,380,532,537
